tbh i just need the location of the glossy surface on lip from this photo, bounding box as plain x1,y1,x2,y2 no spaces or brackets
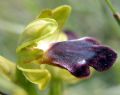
46,37,117,78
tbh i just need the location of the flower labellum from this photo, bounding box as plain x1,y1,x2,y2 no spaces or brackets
45,37,117,78
64,30,79,40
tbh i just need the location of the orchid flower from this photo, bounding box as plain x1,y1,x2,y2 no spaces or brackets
16,5,117,91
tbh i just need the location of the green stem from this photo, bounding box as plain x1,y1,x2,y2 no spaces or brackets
105,0,120,25
15,69,40,95
49,77,63,95
105,0,116,13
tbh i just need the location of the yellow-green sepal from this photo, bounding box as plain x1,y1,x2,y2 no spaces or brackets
37,5,71,29
23,69,51,90
17,61,51,90
17,18,58,52
37,9,52,18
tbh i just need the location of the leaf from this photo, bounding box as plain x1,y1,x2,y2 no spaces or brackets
0,75,28,95
0,56,16,80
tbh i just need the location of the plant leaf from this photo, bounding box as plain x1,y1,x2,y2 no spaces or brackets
0,75,28,95
0,56,16,80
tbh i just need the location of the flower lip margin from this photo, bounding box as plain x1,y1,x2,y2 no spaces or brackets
64,30,79,40
44,37,117,78
87,45,117,72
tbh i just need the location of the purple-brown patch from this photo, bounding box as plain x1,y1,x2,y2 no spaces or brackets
44,37,117,78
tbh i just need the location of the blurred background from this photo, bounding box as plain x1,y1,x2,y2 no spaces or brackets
0,0,120,95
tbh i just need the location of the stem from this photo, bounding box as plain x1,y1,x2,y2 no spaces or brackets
105,0,116,13
49,77,63,95
105,0,120,25
15,69,40,95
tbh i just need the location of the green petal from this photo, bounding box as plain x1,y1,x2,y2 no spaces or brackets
17,18,58,52
22,69,51,90
17,52,49,90
37,9,52,18
37,5,71,29
17,63,51,90
17,49,51,90
52,5,71,29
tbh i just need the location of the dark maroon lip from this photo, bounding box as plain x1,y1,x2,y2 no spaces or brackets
87,45,117,72
45,37,117,78
64,30,79,40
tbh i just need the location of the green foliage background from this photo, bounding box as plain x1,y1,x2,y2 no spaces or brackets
0,0,120,95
